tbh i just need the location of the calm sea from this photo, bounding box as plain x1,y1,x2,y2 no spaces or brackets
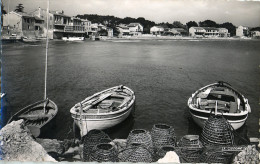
1,39,260,139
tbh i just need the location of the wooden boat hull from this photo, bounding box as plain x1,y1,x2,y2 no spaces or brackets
70,85,135,137
189,107,248,130
7,99,58,137
73,102,134,135
187,82,250,130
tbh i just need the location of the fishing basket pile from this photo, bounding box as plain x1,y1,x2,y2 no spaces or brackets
118,143,153,162
200,146,238,164
153,145,175,161
201,115,234,146
126,129,154,154
176,135,203,163
83,129,110,161
89,143,118,162
151,123,176,152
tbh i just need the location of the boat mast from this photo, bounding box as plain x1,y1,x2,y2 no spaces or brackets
44,0,50,113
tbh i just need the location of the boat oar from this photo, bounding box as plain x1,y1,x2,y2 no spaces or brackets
27,126,41,138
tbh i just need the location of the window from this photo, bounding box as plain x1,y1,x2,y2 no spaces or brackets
28,25,30,29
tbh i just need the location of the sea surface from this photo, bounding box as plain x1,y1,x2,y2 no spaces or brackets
1,39,260,140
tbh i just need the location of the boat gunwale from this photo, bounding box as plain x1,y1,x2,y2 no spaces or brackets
72,100,135,121
70,86,135,116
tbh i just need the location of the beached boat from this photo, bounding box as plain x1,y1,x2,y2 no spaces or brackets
187,81,251,130
62,37,85,41
70,85,135,137
7,99,58,137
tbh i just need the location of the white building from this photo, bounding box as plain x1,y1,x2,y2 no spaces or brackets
189,27,206,37
236,26,249,37
81,19,92,34
128,23,143,36
218,28,230,37
150,26,164,35
117,24,130,36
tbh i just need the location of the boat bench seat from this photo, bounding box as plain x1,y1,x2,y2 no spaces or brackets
205,106,229,112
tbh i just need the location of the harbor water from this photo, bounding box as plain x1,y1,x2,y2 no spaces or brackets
1,39,259,140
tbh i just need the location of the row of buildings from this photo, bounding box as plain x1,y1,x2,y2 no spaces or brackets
2,8,114,39
2,7,260,39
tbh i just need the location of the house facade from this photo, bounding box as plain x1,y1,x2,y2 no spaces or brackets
218,28,230,37
2,11,36,38
203,27,219,37
189,27,229,37
189,27,206,37
150,26,164,35
128,23,143,36
32,7,55,39
117,24,130,37
236,26,249,37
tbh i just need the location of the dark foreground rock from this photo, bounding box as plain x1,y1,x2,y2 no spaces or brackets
0,120,56,162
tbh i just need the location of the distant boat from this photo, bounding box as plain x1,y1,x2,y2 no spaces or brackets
62,36,85,41
70,85,135,137
7,99,58,137
187,81,251,130
22,37,41,43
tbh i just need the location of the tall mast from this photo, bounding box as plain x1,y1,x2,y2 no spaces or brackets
44,0,49,113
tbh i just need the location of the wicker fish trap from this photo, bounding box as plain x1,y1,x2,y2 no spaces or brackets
201,115,234,146
154,145,175,161
118,143,153,163
99,138,112,144
89,143,118,162
151,124,176,151
176,135,203,163
200,146,236,163
127,129,154,154
83,129,110,161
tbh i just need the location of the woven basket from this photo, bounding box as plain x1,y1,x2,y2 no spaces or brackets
89,143,118,162
83,129,110,161
201,115,234,146
154,145,175,161
99,138,112,144
118,143,153,162
127,129,154,154
200,146,236,163
177,135,203,163
151,124,176,152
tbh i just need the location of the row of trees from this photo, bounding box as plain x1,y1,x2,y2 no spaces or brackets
77,14,239,36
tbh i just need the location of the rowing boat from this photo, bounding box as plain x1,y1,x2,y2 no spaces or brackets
187,81,251,130
70,85,135,137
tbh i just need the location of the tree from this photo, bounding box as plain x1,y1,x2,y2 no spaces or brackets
172,21,185,28
219,22,236,36
186,21,198,29
199,20,218,27
15,3,24,13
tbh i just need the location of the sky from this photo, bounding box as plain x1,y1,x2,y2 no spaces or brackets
2,0,260,27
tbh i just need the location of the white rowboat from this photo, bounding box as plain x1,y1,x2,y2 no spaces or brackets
187,81,251,130
70,85,135,137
